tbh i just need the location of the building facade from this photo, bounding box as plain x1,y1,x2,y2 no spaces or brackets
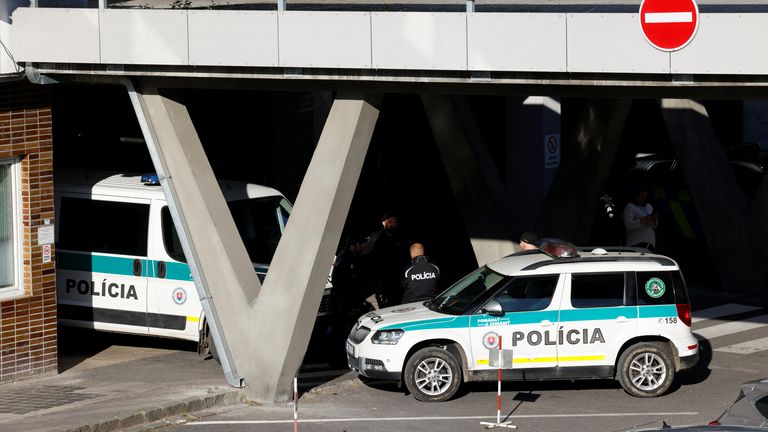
0,79,56,382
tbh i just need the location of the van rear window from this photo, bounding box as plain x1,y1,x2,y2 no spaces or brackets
59,197,149,257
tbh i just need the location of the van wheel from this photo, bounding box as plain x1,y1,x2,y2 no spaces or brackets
617,342,674,397
199,323,220,364
404,347,461,402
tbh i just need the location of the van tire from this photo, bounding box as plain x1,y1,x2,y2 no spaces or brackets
404,347,462,402
617,342,675,397
199,323,220,364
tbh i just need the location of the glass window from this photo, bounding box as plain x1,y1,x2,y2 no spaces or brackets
160,196,286,265
636,271,676,305
429,266,507,315
228,197,285,264
494,275,559,312
571,273,625,308
161,207,186,263
0,160,21,296
58,197,149,257
756,395,768,420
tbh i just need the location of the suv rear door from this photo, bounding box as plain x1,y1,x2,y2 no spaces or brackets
558,272,638,370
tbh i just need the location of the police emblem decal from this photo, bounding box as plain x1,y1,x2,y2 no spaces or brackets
172,287,187,305
645,277,666,299
482,331,500,350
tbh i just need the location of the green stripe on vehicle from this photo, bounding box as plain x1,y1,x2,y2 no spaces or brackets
60,252,268,283
59,252,147,277
638,304,678,318
560,306,639,321
382,304,679,331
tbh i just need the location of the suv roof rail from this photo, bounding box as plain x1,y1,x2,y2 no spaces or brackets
521,255,676,271
577,246,647,254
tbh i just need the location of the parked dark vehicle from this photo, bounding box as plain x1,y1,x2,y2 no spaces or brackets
710,378,768,429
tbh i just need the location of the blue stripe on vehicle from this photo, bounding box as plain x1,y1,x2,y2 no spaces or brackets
638,304,677,318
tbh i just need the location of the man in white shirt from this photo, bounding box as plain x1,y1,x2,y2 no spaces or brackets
623,188,658,252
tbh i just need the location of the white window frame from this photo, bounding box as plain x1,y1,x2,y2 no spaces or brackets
0,158,23,300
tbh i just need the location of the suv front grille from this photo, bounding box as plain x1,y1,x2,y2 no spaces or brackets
349,325,371,344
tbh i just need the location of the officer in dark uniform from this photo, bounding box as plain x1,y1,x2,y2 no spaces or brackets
401,243,441,304
361,211,409,308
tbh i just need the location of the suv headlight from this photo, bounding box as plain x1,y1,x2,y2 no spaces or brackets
371,329,404,345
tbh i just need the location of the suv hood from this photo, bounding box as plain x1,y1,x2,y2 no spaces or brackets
356,302,465,331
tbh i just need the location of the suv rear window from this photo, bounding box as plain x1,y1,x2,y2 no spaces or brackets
636,271,676,305
571,273,625,308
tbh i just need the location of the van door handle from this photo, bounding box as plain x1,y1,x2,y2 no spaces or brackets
132,259,143,277
540,320,554,327
157,261,167,279
616,316,629,323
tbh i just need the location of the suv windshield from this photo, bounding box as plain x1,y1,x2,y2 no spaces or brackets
429,266,507,315
162,196,289,265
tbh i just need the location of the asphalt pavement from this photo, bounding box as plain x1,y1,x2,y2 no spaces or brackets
0,285,763,432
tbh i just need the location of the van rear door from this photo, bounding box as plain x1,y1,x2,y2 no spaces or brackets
56,194,150,335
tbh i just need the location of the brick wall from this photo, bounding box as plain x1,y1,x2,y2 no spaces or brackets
0,80,56,382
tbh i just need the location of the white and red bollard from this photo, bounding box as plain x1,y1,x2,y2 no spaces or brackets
480,335,516,429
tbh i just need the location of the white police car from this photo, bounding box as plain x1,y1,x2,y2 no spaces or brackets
347,241,699,402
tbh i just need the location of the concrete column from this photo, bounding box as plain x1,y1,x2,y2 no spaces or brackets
660,99,763,294
535,98,631,244
421,94,518,266
505,96,561,234
127,80,259,388
130,83,380,401
248,93,380,401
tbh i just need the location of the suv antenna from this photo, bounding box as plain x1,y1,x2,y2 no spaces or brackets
641,242,651,255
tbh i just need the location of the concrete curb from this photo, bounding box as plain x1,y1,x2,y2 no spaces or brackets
65,389,245,432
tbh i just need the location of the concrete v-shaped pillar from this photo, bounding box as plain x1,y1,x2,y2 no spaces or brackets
421,94,518,265
128,80,380,402
247,93,380,401
127,80,258,388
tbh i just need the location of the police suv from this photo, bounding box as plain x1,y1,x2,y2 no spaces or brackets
347,241,699,401
55,171,333,355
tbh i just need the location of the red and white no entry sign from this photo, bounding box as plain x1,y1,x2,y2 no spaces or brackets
639,0,699,52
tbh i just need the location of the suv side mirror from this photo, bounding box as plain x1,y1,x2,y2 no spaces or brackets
481,300,504,316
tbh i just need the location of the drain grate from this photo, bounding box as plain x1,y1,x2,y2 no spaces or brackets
0,385,102,414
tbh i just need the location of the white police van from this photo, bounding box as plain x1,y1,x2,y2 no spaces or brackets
347,241,699,401
55,171,333,353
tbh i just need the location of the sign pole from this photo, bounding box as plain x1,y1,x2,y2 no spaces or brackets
293,377,298,432
496,335,502,425
480,335,516,429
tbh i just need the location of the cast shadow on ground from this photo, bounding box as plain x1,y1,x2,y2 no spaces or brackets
57,326,197,373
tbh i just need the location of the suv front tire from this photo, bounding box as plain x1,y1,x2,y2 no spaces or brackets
404,347,462,402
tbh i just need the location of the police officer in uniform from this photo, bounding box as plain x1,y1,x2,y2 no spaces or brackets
361,211,409,308
401,243,441,304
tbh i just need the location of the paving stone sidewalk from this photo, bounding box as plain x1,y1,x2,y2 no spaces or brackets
0,331,243,432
